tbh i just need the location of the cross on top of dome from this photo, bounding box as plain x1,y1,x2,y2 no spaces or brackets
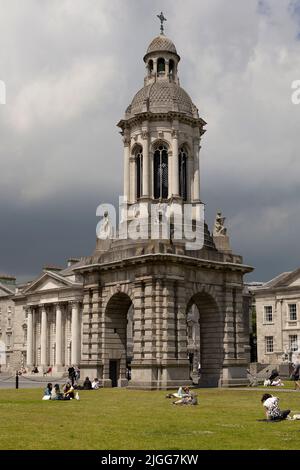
157,11,167,35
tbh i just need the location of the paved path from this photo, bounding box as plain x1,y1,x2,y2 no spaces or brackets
223,387,300,393
0,374,66,389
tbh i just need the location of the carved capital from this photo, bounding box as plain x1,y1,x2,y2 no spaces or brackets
141,131,149,140
123,137,131,147
172,129,179,139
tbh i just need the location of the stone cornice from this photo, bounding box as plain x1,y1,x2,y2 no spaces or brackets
117,111,207,133
253,285,300,297
74,253,253,275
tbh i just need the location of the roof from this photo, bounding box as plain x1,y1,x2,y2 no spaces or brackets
263,272,292,288
145,34,178,57
126,81,199,118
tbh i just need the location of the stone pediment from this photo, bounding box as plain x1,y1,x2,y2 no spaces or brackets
0,283,14,296
264,268,300,289
23,271,77,295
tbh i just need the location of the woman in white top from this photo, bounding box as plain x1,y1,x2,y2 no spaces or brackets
261,393,290,421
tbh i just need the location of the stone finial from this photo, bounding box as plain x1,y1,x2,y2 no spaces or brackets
157,11,167,35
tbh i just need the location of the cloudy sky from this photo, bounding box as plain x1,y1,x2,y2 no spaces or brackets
0,0,299,283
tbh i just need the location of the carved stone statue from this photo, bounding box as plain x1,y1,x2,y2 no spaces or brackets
213,211,227,237
98,211,113,240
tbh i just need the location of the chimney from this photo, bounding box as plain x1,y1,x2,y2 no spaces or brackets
0,274,16,286
67,258,80,267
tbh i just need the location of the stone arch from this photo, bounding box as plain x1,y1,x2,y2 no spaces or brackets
152,138,170,150
179,141,192,154
186,287,224,387
131,142,143,156
103,290,134,387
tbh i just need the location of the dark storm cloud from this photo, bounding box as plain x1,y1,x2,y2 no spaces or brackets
0,0,299,282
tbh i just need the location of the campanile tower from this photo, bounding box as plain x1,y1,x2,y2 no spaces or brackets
78,16,253,389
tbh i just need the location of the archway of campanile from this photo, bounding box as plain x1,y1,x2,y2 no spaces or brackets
186,292,224,387
102,292,133,388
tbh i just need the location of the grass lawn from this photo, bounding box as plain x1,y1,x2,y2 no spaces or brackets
0,387,300,450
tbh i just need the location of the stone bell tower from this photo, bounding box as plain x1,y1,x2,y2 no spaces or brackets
119,21,204,210
77,16,253,389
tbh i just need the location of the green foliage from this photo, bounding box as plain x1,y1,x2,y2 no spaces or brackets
0,388,300,450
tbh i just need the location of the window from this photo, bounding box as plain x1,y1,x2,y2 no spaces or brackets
265,336,274,353
154,144,168,199
135,147,143,199
289,335,298,352
289,304,297,321
179,147,187,200
264,306,273,323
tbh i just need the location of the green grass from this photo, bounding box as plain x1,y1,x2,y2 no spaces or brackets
0,388,300,450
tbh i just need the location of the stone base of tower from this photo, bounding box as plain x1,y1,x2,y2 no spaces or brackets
219,362,250,387
80,361,103,382
128,361,192,390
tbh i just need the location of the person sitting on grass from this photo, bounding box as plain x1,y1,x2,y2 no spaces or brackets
173,393,198,406
83,377,92,390
166,386,191,399
63,382,75,400
51,384,63,400
42,383,52,400
261,393,290,421
92,378,100,390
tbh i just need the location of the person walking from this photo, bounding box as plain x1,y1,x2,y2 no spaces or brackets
68,365,76,386
291,363,300,390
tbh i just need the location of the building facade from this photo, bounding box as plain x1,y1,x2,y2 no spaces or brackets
2,25,253,388
252,269,300,365
0,275,16,372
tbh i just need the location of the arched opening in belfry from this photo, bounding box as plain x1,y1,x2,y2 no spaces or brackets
104,293,133,387
179,146,187,201
153,143,168,199
169,59,175,78
134,145,143,199
157,57,165,74
186,292,224,387
148,59,154,75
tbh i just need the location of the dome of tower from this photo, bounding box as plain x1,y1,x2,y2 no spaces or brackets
146,34,178,56
126,81,199,118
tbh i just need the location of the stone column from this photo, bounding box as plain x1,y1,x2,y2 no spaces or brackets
71,301,80,365
123,136,130,202
187,156,193,202
40,304,47,367
26,307,33,368
193,138,200,201
165,59,169,77
142,130,149,197
172,130,179,197
55,303,62,369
